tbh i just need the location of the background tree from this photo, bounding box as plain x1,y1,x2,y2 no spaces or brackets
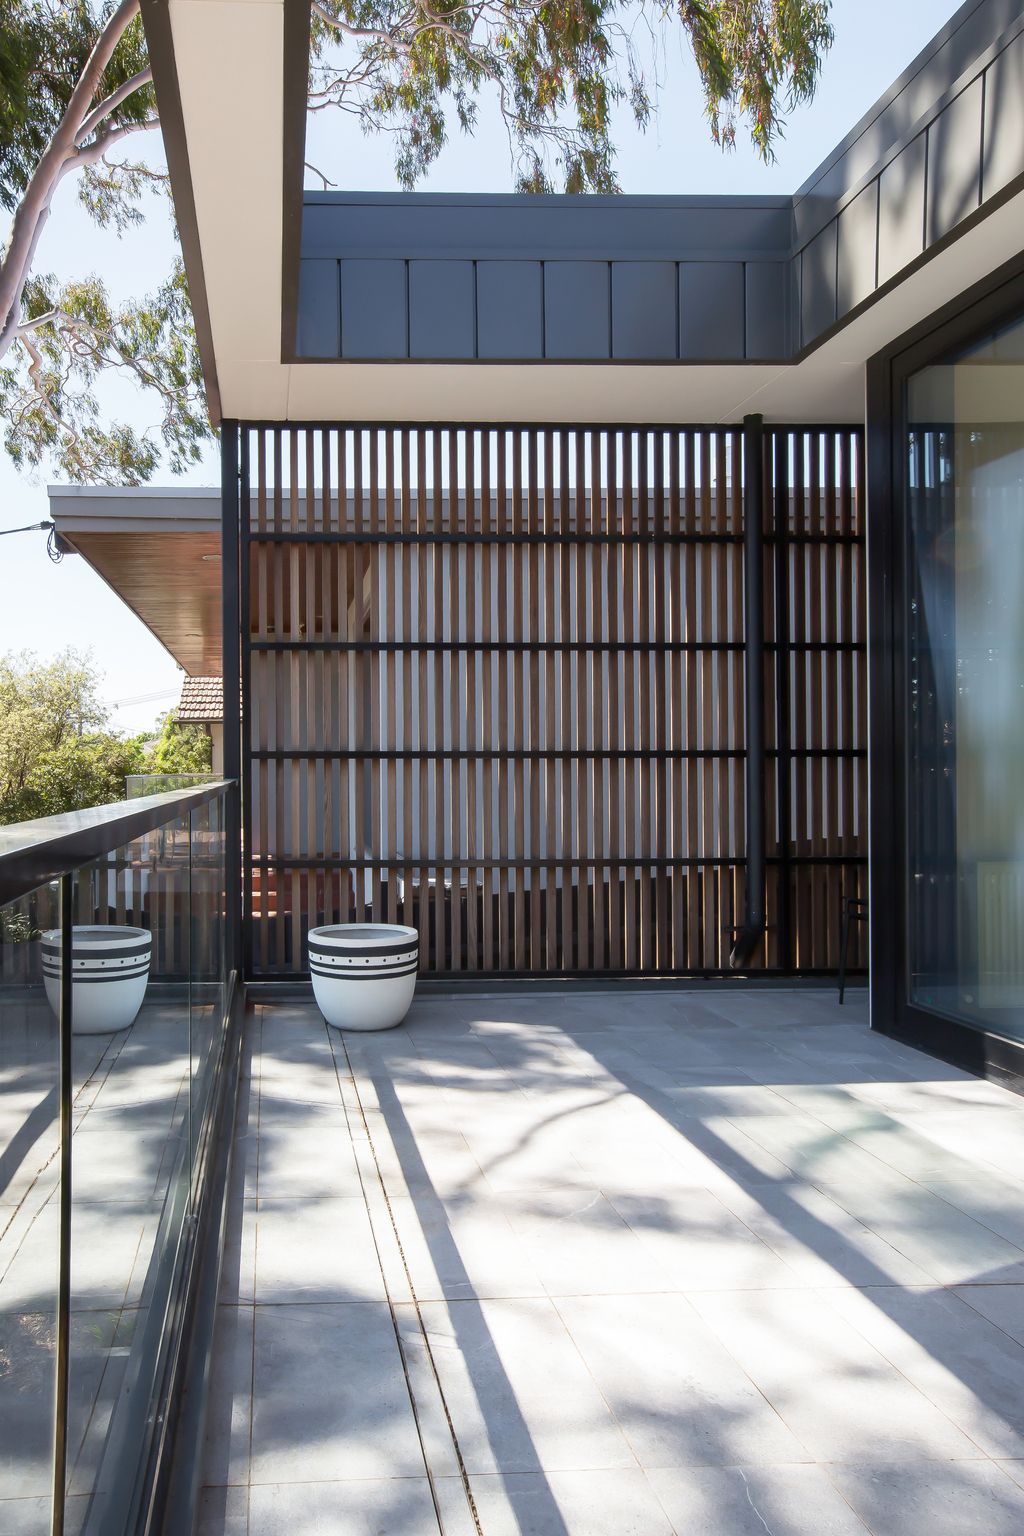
145,707,215,774
0,648,211,823
1,0,833,484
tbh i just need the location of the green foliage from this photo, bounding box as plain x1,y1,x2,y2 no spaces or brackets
0,260,210,483
146,708,213,774
0,0,834,482
0,647,146,822
0,1,154,213
309,0,835,192
11,730,146,820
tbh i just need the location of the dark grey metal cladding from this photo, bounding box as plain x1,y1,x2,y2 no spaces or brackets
296,259,339,358
409,261,475,357
476,262,544,357
800,223,838,345
340,260,407,358
680,263,745,359
793,0,1024,246
297,1,1024,365
302,192,792,260
836,184,878,318
927,76,983,244
877,136,927,290
983,26,1024,197
299,193,792,363
544,262,610,358
744,264,792,358
612,262,676,359
793,0,1024,348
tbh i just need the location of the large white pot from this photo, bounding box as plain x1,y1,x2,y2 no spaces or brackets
308,924,419,1032
41,926,152,1035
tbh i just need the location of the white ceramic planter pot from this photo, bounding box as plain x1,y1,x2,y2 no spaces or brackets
308,924,419,1031
41,925,152,1035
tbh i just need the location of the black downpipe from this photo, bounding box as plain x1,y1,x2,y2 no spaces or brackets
730,413,766,969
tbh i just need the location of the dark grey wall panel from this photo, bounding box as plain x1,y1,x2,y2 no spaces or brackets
303,194,792,262
877,136,927,287
679,263,744,359
745,264,790,358
295,7,1024,366
983,29,1024,198
794,0,1023,245
927,77,983,244
296,260,340,358
544,263,610,358
476,263,543,358
408,261,475,358
801,221,838,344
611,262,676,358
340,260,407,358
836,183,878,318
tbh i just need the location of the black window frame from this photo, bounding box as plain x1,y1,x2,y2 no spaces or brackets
867,250,1024,1091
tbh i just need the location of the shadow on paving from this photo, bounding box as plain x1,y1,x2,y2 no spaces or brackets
338,987,1024,1532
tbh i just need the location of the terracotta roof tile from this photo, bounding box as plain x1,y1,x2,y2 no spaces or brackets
177,675,223,722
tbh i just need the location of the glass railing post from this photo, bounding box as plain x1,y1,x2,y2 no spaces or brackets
51,874,73,1536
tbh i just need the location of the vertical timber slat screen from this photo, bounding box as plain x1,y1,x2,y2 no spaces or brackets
240,424,866,979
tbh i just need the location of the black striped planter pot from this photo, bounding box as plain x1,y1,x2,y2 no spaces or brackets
307,924,419,1031
41,926,152,1035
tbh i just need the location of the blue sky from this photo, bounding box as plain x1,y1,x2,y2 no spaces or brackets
0,0,957,733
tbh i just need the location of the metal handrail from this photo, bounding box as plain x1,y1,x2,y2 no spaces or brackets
0,780,235,906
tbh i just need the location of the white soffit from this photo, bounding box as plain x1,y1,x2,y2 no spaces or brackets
169,0,283,373
165,0,1024,426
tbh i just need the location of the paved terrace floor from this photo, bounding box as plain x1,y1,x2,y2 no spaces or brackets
201,988,1024,1536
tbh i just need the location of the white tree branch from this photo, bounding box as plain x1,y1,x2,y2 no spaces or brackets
66,118,160,174
0,0,143,356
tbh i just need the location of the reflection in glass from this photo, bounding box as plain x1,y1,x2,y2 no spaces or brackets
906,313,1024,1040
0,882,61,1535
66,816,193,1533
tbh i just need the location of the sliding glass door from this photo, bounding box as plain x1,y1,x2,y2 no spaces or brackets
903,312,1024,1043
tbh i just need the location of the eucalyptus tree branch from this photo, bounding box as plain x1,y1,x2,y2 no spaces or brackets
75,66,154,144
67,117,160,173
0,0,142,354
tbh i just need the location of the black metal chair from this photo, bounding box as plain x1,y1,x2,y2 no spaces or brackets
838,895,868,1004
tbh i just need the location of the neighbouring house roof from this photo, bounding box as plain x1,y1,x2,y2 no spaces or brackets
177,676,223,723
140,0,1024,425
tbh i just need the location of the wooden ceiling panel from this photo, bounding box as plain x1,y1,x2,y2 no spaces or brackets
68,530,222,676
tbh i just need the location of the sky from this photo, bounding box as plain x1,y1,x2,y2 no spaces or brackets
0,0,958,734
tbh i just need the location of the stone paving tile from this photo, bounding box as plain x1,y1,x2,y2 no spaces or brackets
248,1476,440,1535
829,1460,1024,1536
253,1197,386,1304
691,1288,982,1465
249,1303,426,1485
196,991,1024,1536
555,1291,809,1470
196,1485,248,1536
409,1296,636,1474
436,1468,677,1535
203,1304,254,1488
645,1464,873,1535
821,1284,1024,1458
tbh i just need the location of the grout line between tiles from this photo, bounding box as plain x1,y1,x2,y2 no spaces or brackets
328,1024,482,1536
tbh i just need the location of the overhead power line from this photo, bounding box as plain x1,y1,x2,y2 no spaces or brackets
0,518,65,563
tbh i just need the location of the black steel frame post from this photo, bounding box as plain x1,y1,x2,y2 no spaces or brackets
238,431,252,982
51,874,73,1536
221,422,242,981
771,431,794,970
731,413,767,968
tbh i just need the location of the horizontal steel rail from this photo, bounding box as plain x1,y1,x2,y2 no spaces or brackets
0,781,235,907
